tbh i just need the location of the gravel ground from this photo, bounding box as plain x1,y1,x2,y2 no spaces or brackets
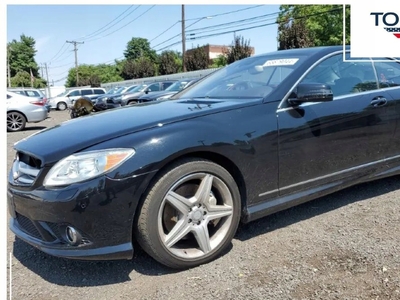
6,110,400,300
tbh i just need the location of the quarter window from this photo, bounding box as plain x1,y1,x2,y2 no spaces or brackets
372,59,400,88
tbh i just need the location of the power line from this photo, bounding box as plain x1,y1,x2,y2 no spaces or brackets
47,42,68,63
187,4,265,20
185,11,280,34
150,21,180,42
73,5,137,41
84,5,156,43
155,7,343,52
150,5,265,48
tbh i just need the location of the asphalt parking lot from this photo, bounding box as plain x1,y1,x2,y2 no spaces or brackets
6,110,400,300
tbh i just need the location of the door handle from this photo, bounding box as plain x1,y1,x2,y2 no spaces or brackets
370,97,387,107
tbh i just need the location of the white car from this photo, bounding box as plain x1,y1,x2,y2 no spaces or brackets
7,91,48,132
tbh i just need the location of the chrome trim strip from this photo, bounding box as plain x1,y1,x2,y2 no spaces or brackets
259,154,400,197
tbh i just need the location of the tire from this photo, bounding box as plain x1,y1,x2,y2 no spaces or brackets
57,102,67,111
135,158,241,269
7,112,27,132
128,100,138,105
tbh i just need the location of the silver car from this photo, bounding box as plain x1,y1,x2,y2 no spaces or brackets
7,91,48,132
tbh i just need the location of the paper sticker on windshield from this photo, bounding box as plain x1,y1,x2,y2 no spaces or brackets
263,58,299,67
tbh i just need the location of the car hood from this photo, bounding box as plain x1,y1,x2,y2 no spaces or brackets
98,92,123,99
14,98,261,165
140,91,176,100
122,91,144,99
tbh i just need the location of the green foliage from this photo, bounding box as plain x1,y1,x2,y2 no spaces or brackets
185,45,209,71
124,37,158,63
225,35,253,64
278,17,314,50
277,5,350,48
10,71,46,88
121,57,157,80
209,54,227,68
158,50,182,75
65,64,123,87
7,34,45,87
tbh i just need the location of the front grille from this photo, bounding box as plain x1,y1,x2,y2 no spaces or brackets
12,152,41,186
16,213,42,240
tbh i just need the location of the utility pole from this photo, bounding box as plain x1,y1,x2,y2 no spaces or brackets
7,46,11,88
44,63,51,98
66,40,84,86
40,63,44,78
181,5,186,72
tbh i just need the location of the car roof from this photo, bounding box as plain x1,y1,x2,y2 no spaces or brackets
253,45,348,58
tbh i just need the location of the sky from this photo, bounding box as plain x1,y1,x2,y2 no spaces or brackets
7,4,281,86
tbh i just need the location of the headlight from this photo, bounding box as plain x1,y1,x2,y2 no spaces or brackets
44,148,135,187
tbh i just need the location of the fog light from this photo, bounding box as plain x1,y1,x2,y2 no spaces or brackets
65,226,81,246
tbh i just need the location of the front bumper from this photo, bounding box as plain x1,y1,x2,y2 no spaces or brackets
8,171,150,261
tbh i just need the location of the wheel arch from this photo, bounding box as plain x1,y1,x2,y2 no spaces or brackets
7,110,28,122
133,150,248,228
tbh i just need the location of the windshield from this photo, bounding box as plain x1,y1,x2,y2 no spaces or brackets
126,84,146,93
172,54,307,100
165,80,189,92
56,91,68,97
106,87,123,94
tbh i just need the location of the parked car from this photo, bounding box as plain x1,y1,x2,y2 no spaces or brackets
93,85,138,107
121,81,176,105
7,46,400,270
6,91,48,132
8,88,51,112
47,87,106,111
138,78,200,102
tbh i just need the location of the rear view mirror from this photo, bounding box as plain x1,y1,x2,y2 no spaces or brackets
288,83,333,106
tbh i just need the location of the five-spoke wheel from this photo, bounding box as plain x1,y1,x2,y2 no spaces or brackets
135,158,241,269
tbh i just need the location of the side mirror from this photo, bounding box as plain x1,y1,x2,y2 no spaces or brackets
288,83,333,106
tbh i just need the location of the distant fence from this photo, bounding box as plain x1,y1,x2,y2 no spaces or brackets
100,68,221,90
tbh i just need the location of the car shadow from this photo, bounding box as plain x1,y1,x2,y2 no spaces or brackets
11,175,400,287
23,126,47,131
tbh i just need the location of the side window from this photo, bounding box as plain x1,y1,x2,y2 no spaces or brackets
68,90,81,97
162,82,174,90
14,91,25,96
372,59,400,88
93,89,105,94
81,89,93,96
26,91,40,97
148,83,160,91
301,53,378,97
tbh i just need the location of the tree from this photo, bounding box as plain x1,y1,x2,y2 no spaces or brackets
277,5,350,48
132,57,157,78
209,54,228,68
65,63,123,87
185,45,209,71
158,50,181,75
7,34,46,87
124,37,158,63
277,17,314,50
121,57,156,80
121,60,136,80
225,35,253,64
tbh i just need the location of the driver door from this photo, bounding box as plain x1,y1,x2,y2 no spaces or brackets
276,52,395,196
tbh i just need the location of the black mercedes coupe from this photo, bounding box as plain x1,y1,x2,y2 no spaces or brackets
8,46,400,269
